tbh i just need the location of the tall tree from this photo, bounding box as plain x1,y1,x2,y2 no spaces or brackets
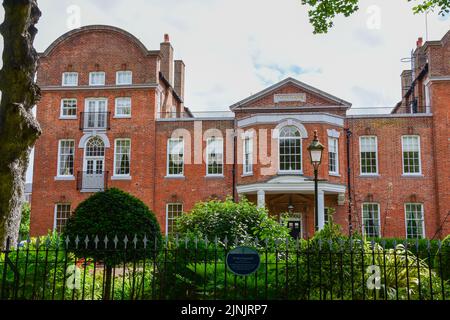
0,0,41,249
301,0,450,33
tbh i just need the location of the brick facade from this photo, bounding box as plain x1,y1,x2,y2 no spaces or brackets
30,26,450,239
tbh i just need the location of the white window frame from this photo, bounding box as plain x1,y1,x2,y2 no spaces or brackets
89,71,106,86
62,72,78,86
278,126,303,174
116,71,133,85
404,203,425,239
167,138,184,177
328,137,339,175
60,98,78,119
206,137,224,176
243,135,253,175
114,97,132,118
57,139,75,178
53,204,71,234
359,136,379,176
165,203,183,236
113,138,131,178
401,135,422,176
361,203,381,238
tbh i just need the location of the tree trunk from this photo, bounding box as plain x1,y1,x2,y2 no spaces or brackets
0,0,41,249
103,265,113,300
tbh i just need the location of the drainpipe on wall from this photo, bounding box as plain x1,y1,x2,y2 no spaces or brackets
345,128,353,237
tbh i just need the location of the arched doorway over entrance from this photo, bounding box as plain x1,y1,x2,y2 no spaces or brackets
81,136,106,191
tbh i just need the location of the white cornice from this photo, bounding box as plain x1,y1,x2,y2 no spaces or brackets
237,113,345,128
40,83,158,91
236,177,346,194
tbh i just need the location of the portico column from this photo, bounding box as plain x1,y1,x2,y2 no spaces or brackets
317,190,325,230
257,189,265,208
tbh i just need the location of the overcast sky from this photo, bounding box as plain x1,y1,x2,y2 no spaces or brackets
0,0,448,182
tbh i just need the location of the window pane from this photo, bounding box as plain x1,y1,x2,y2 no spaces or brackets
117,71,132,85
58,140,75,176
62,72,78,86
90,72,105,85
362,203,380,237
244,137,253,174
360,137,378,174
55,204,71,233
279,126,302,172
167,204,183,235
402,136,420,174
405,203,424,239
328,138,338,173
61,99,77,117
168,138,184,175
116,98,131,116
86,137,105,157
115,139,131,175
207,138,223,175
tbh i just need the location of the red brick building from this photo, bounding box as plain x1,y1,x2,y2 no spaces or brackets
30,25,450,239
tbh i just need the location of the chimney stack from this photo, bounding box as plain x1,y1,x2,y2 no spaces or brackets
416,37,423,48
401,69,412,98
174,60,185,101
160,34,174,85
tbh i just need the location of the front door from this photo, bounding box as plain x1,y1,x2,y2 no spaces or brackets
287,217,302,239
83,136,106,191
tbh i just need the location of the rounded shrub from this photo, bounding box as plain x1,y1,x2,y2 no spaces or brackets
64,188,162,259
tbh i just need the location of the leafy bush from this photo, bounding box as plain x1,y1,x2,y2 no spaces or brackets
434,234,450,281
63,188,162,299
369,237,441,265
19,202,31,241
175,197,290,247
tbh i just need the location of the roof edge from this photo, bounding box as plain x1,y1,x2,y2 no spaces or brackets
40,25,152,57
229,77,352,111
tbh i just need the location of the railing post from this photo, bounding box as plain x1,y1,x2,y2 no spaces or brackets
1,237,11,300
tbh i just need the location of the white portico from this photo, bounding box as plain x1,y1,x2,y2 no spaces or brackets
237,176,346,232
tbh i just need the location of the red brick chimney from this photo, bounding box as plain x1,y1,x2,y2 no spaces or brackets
160,34,174,85
416,37,423,48
174,60,185,101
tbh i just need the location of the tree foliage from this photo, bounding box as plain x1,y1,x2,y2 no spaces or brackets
175,197,291,246
301,0,450,33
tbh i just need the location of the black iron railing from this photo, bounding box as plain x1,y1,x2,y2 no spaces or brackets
0,236,448,300
79,112,111,131
76,171,108,191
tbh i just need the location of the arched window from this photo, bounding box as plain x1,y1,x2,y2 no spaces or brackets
279,126,302,173
86,136,105,157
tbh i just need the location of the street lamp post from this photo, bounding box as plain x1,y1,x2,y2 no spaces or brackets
308,130,324,231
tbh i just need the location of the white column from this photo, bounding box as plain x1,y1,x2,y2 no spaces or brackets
317,190,325,230
257,189,265,208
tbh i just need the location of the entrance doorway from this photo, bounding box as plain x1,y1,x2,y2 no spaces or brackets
286,216,303,239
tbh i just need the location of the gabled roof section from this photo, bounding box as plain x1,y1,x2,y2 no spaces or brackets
229,77,352,110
